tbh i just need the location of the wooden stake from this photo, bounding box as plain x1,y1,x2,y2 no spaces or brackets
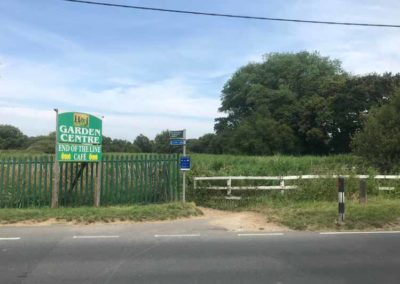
51,108,60,208
94,162,102,207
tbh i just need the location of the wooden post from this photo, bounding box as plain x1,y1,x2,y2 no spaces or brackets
338,176,345,224
359,179,367,204
94,162,101,207
280,179,285,195
51,108,60,208
227,178,232,196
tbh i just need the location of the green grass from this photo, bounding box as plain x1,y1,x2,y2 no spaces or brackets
0,150,51,159
238,197,400,231
189,154,373,176
188,154,387,202
0,202,202,224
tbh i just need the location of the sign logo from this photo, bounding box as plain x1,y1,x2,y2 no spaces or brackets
74,113,89,127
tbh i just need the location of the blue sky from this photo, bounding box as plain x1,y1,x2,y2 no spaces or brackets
1,0,399,140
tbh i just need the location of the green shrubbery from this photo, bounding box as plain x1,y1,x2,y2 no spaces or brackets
352,90,400,173
186,154,398,206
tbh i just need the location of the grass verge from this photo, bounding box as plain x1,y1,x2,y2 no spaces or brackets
0,202,202,225
252,197,400,231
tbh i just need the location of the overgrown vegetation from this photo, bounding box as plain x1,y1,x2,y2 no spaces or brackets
254,197,400,231
352,90,400,172
0,202,201,224
185,154,400,231
187,153,379,202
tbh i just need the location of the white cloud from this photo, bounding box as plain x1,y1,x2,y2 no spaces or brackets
0,107,54,136
285,0,400,74
0,106,214,140
0,57,220,139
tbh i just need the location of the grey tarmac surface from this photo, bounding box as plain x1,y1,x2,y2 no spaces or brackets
0,218,399,284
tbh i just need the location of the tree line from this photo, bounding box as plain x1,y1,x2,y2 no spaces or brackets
0,127,183,154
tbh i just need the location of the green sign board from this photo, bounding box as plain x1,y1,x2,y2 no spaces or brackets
169,130,184,139
56,112,102,162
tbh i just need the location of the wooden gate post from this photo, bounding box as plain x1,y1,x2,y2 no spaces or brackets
338,176,345,224
94,162,101,207
51,108,60,208
359,179,367,204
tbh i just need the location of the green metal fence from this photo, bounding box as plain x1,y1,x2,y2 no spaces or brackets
0,154,180,208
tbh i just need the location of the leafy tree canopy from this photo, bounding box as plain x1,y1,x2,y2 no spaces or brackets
0,125,28,150
134,134,153,153
352,89,400,172
214,51,400,155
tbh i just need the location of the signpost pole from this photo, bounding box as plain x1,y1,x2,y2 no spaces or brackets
182,129,186,203
169,129,188,203
51,108,60,208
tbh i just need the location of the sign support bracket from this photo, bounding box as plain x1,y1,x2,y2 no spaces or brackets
69,162,88,194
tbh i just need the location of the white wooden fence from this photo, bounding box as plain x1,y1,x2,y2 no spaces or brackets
193,175,400,199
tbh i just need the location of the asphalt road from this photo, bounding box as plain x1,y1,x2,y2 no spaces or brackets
1,219,400,284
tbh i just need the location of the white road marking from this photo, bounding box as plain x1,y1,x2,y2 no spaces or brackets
238,233,284,237
73,235,120,239
154,234,201,238
320,231,400,235
0,237,21,240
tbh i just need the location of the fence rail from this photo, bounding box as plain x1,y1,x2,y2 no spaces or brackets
0,154,180,208
194,175,400,198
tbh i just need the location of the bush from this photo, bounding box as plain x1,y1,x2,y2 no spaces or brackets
352,90,400,172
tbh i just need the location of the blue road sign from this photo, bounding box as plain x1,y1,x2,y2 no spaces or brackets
180,156,191,171
170,139,185,146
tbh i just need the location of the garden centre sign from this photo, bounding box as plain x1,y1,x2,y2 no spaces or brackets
56,112,102,162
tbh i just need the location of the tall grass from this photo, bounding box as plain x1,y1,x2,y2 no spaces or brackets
188,154,372,176
185,154,398,205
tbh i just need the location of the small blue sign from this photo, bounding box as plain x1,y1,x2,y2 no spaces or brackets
180,156,191,171
170,139,185,146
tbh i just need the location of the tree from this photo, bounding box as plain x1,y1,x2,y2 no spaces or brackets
102,136,139,153
153,130,171,153
352,90,400,172
330,73,400,153
0,125,28,149
134,134,153,153
153,130,181,154
214,51,400,155
187,133,219,154
27,132,55,153
102,136,113,152
216,51,346,155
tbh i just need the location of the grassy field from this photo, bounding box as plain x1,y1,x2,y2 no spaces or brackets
0,202,201,224
259,197,400,231
189,154,374,176
0,151,371,173
201,197,400,231
187,153,392,202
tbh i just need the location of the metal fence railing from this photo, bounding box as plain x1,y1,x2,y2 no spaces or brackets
0,154,180,208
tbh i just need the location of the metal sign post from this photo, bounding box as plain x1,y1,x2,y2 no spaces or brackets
169,129,189,202
182,129,186,202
